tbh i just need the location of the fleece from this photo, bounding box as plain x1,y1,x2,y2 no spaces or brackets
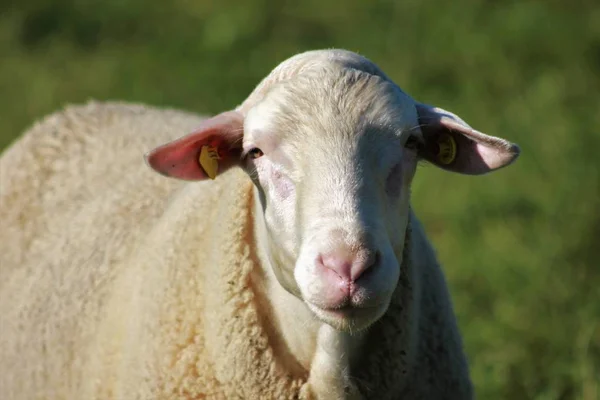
0,101,471,399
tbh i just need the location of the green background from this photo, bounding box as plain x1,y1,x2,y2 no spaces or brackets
1,1,598,398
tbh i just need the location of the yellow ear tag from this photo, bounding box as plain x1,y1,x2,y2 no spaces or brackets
199,145,220,180
436,133,457,165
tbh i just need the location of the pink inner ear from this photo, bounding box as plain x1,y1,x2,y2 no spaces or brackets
475,142,518,170
416,103,520,175
145,111,244,181
441,119,520,174
146,135,218,180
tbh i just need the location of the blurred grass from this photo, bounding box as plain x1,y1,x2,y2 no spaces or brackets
1,0,598,398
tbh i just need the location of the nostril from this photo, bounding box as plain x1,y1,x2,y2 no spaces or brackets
352,249,380,282
372,250,381,268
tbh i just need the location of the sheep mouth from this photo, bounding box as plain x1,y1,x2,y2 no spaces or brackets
306,301,388,330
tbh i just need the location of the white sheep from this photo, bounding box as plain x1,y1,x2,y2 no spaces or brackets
0,49,520,399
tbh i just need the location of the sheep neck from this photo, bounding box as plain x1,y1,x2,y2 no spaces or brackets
248,186,380,388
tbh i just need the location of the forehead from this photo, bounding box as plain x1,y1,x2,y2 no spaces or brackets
244,67,417,162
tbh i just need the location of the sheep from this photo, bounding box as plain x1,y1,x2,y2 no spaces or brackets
0,49,520,400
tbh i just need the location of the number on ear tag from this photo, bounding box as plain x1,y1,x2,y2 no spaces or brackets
436,133,457,165
199,145,220,179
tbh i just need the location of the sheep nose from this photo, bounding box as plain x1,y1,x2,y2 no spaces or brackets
317,245,379,283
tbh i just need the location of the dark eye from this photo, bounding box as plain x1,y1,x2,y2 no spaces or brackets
404,135,421,150
248,148,264,159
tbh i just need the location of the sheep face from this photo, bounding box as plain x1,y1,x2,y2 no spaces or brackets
242,69,416,331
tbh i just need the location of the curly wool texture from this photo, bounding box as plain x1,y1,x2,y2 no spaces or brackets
0,102,471,399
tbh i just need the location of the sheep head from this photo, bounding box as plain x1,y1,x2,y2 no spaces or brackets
145,49,520,332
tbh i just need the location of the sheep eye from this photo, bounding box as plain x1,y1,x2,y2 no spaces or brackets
404,135,421,151
248,148,264,159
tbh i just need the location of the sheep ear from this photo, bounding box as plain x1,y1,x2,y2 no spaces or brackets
415,103,520,175
145,111,244,181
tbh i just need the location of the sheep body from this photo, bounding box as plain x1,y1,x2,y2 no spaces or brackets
0,102,471,399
